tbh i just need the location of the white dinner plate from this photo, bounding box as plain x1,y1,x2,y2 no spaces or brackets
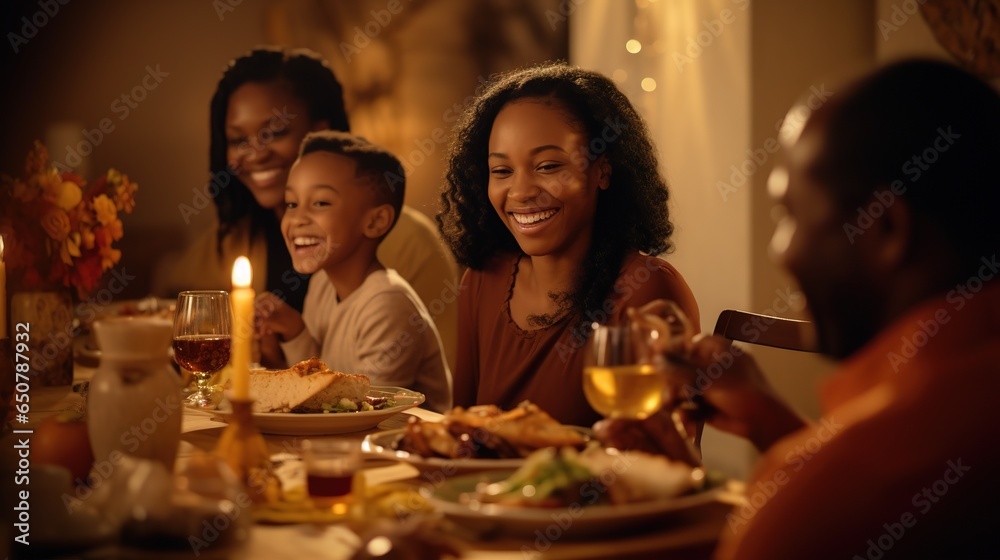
361,427,592,474
422,469,725,539
212,386,425,435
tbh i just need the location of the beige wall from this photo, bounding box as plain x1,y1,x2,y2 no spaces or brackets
876,0,952,61
574,0,882,479
746,0,875,476
574,0,756,478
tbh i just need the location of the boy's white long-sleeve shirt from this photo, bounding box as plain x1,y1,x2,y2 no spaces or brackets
280,268,453,412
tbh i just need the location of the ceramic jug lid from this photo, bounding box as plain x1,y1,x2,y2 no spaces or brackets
93,316,173,360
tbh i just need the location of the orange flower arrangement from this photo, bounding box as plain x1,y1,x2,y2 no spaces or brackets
1,141,138,299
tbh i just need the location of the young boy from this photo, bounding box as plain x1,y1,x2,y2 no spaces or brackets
255,131,452,412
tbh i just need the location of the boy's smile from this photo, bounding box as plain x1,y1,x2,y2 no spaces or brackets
289,234,324,257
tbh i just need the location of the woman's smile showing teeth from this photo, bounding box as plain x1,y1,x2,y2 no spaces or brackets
250,168,282,186
510,208,558,230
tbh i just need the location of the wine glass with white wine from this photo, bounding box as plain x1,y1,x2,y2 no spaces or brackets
582,301,694,420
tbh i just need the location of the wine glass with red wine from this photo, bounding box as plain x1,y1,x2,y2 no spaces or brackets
173,291,232,409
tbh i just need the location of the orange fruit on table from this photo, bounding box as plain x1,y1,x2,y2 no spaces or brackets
32,412,95,485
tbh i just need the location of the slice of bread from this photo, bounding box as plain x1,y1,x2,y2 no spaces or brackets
249,358,371,413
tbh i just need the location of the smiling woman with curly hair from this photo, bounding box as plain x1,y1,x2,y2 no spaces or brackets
438,62,700,426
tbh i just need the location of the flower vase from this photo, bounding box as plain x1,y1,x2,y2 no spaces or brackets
10,290,74,387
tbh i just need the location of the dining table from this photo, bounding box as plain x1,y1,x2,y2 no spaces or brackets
13,357,746,560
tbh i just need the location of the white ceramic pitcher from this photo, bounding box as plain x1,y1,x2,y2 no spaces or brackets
88,316,182,471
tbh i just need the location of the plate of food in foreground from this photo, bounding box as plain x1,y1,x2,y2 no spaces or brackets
422,446,725,538
361,401,591,473
212,358,425,435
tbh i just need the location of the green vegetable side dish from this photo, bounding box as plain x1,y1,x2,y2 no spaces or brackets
320,397,397,413
480,447,597,506
476,446,714,508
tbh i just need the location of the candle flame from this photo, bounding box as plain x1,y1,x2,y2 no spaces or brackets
232,256,252,288
0,235,4,259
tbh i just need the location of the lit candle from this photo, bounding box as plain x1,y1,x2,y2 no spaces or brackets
0,236,6,339
230,256,254,400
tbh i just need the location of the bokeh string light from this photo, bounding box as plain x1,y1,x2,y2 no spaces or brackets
615,0,662,96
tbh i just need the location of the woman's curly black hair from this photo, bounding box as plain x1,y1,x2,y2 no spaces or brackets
438,62,674,325
209,47,350,246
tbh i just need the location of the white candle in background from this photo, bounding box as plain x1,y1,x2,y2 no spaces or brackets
0,236,6,339
230,256,254,400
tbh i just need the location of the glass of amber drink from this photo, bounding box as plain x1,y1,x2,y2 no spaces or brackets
302,439,362,511
173,290,232,409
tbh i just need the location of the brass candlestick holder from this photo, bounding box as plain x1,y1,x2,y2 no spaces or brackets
213,397,280,504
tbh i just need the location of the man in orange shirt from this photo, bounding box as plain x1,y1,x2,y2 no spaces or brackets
645,59,1000,559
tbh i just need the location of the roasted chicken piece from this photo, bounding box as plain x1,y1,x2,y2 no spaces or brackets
393,401,588,459
592,411,702,467
398,417,461,458
485,402,588,453
447,422,519,459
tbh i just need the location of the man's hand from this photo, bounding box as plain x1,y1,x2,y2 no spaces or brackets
626,300,807,453
674,334,806,452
